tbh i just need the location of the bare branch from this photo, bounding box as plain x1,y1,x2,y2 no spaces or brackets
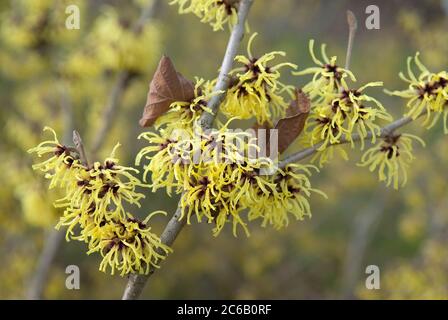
345,10,358,70
121,0,254,300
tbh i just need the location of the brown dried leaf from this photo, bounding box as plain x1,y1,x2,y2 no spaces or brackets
275,88,311,153
139,55,195,127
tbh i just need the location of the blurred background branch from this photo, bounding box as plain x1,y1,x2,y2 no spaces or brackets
340,189,387,299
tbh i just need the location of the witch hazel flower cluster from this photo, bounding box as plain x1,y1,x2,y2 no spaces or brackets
28,128,171,276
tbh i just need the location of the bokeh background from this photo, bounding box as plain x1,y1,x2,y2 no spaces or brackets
0,0,447,299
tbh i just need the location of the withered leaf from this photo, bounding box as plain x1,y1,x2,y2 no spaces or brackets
275,88,311,154
139,55,195,127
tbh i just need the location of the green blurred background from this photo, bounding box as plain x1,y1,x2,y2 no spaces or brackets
0,0,447,299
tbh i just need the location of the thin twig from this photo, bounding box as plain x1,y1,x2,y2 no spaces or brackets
90,0,162,157
345,10,358,70
278,114,419,168
121,0,254,300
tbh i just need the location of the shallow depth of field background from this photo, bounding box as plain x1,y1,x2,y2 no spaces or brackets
0,0,447,299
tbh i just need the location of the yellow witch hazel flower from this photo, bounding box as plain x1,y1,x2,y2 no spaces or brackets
28,127,170,276
295,40,393,166
221,33,297,124
293,40,356,102
178,124,277,236
27,127,81,189
89,213,171,276
307,81,393,150
358,133,425,189
247,164,327,230
136,126,198,195
180,164,259,237
170,0,240,31
55,145,147,226
179,159,271,237
387,53,448,133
